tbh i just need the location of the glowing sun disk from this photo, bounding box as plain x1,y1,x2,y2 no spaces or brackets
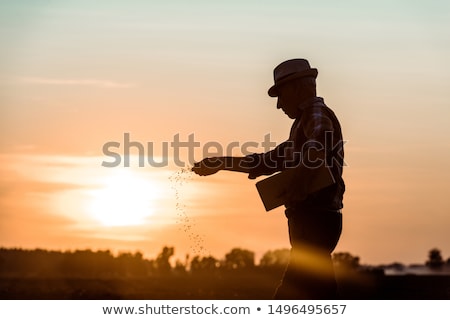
87,170,160,226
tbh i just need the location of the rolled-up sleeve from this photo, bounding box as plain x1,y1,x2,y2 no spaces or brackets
243,140,302,178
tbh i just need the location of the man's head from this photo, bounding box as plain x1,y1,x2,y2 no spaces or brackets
268,59,318,119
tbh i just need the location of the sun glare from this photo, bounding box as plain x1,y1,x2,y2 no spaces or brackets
87,169,160,227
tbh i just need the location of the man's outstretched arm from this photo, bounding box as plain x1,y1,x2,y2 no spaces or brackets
192,142,289,179
192,156,250,176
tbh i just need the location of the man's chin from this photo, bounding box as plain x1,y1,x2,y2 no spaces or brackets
286,113,297,119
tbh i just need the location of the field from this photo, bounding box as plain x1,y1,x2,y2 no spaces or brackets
1,271,449,300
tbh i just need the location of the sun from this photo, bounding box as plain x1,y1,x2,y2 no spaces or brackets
87,169,160,227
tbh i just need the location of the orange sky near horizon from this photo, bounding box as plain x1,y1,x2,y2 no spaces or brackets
1,1,450,265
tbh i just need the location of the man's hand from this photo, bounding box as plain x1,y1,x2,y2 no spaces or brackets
192,157,224,176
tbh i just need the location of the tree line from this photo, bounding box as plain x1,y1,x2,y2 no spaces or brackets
0,247,448,278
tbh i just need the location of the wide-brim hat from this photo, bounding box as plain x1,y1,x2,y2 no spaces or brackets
268,58,318,97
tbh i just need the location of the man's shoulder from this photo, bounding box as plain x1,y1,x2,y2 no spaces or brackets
302,98,332,118
299,97,340,137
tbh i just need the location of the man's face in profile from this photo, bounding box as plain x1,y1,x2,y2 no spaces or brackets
276,82,300,119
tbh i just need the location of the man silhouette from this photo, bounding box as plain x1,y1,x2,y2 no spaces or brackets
192,59,345,299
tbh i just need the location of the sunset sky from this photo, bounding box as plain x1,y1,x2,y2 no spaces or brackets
1,1,450,265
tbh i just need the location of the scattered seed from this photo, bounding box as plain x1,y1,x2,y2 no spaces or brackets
169,167,208,256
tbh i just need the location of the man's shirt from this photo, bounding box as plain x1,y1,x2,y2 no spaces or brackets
247,97,345,211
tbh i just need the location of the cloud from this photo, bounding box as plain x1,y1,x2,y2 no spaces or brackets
19,76,135,89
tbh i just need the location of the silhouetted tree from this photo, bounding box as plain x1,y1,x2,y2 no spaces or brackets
332,252,360,271
116,251,147,277
174,260,186,274
0,248,61,276
426,248,444,269
190,255,219,274
94,250,117,277
259,249,290,269
155,246,174,273
174,254,190,274
223,248,254,270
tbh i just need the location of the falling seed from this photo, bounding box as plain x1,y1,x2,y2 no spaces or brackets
169,166,208,256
